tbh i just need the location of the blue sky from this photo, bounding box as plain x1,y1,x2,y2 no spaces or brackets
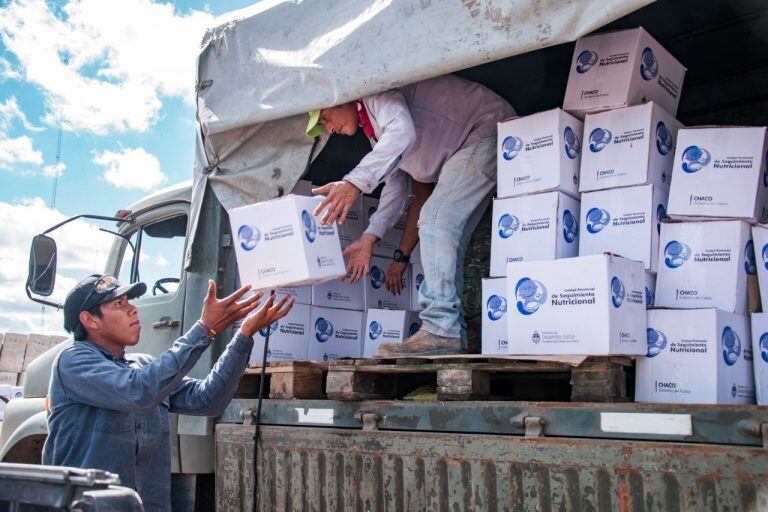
0,0,256,333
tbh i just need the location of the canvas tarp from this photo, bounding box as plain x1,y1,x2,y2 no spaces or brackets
186,0,652,266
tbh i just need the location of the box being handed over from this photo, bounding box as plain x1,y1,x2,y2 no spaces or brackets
482,278,508,355
363,309,422,358
636,309,754,404
563,27,686,118
292,180,364,247
579,184,668,271
667,126,768,222
655,221,752,313
505,254,646,355
307,307,364,361
490,191,580,276
229,194,345,290
579,102,682,192
497,108,583,199
750,313,768,405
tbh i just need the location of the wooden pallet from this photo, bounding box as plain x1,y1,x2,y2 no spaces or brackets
237,361,328,399
325,355,634,402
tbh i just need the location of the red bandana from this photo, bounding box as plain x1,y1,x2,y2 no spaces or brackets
356,100,378,142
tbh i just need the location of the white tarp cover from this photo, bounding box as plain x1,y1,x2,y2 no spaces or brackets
187,0,652,266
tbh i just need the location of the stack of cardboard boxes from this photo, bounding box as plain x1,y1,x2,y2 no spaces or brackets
484,26,767,405
230,182,422,363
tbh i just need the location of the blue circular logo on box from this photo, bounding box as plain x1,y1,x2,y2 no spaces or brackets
722,326,742,366
563,209,579,243
515,277,547,315
238,225,261,251
646,328,667,357
759,332,768,363
664,240,691,268
640,47,659,80
498,214,520,239
258,320,278,337
501,136,523,161
645,286,655,306
368,321,382,340
302,210,317,243
586,207,611,234
370,265,385,289
745,240,757,275
576,50,598,73
656,121,674,155
563,127,581,159
315,317,334,342
656,203,667,236
611,276,625,308
486,294,507,321
415,273,424,290
589,128,612,153
681,145,712,173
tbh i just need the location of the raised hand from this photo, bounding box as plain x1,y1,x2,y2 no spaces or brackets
198,281,263,334
240,294,295,337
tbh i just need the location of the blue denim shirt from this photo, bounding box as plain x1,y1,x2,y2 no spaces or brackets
42,324,253,511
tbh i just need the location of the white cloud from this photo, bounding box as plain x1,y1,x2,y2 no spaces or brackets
42,162,66,178
0,96,42,132
0,134,43,170
0,197,115,334
92,147,166,191
0,0,216,134
155,254,169,267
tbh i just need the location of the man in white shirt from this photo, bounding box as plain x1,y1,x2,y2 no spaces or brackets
311,75,514,356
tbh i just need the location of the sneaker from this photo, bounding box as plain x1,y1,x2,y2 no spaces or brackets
376,327,463,357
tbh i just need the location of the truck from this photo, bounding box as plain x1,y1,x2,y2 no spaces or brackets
7,0,768,509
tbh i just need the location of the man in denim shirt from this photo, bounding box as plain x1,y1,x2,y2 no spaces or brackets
43,274,293,511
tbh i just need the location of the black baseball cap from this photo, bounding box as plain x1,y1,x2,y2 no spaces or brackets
63,274,147,333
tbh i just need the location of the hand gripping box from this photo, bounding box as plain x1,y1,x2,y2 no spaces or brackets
667,126,768,222
636,309,755,404
655,221,752,313
749,313,768,405
410,262,424,311
248,303,310,363
579,184,669,271
751,224,768,308
482,278,509,355
363,309,422,358
579,102,683,192
311,275,365,311
563,27,686,118
363,196,406,257
365,256,411,310
505,254,646,355
490,191,580,276
292,180,364,247
229,194,346,290
307,306,364,361
497,109,583,199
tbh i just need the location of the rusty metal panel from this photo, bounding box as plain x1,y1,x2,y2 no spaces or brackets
216,424,768,511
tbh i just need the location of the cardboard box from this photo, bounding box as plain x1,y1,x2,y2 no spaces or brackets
579,184,668,271
311,275,365,311
579,102,682,192
410,262,424,311
362,309,422,357
752,224,768,309
482,278,509,355
497,109,582,199
248,303,310,363
505,254,646,355
16,372,25,387
667,126,768,222
362,196,406,257
23,334,52,371
645,271,656,307
750,313,768,405
0,384,22,421
655,221,751,313
307,307,363,361
229,194,346,290
292,180,364,247
0,333,27,373
364,256,411,310
563,27,686,118
490,191,580,276
0,372,17,385
271,286,311,305
636,309,755,404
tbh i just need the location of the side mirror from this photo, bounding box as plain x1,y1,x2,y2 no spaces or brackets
27,234,57,297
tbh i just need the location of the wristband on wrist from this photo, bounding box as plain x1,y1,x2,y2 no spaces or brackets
196,320,217,337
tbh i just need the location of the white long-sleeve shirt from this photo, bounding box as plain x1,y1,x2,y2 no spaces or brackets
343,75,515,240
